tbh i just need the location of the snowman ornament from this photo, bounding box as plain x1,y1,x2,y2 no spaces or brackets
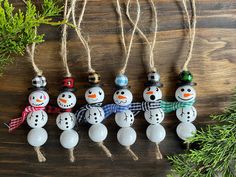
56,77,79,162
84,82,112,158
143,72,166,159
114,74,138,161
175,71,197,144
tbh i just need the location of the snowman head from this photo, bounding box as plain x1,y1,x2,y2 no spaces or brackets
113,88,133,106
143,86,162,102
175,85,196,102
56,112,76,130
28,90,49,107
57,91,77,109
27,110,48,128
85,86,105,104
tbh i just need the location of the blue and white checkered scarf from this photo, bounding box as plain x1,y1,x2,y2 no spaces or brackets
75,101,161,123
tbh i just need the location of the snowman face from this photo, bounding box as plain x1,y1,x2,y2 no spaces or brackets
115,110,134,127
144,108,164,124
113,89,133,106
176,106,197,123
27,110,48,128
85,86,105,104
85,107,104,124
28,91,49,107
57,91,76,109
143,86,162,102
175,85,196,102
56,112,76,130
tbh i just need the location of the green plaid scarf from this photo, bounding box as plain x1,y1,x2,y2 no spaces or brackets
161,100,195,113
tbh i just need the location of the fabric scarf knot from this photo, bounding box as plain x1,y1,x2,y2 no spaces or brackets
103,104,130,118
8,106,45,132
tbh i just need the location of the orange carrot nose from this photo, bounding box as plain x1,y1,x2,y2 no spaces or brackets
184,93,192,97
118,95,127,99
36,99,43,103
146,91,154,95
59,98,67,103
88,94,97,98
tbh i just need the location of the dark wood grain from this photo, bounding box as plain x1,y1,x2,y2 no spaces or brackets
0,0,236,177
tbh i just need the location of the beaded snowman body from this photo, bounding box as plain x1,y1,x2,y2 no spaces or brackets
143,72,166,159
56,78,79,154
26,77,50,156
113,86,137,148
175,71,197,141
84,86,108,144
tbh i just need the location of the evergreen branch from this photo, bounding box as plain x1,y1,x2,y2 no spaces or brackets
168,89,236,177
0,0,63,76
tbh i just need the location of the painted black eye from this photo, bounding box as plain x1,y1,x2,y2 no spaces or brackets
62,94,65,97
68,95,72,98
147,87,151,91
40,96,42,99
187,89,191,92
116,91,119,95
99,91,102,95
33,97,35,99
156,88,159,91
181,88,184,92
89,91,92,94
121,91,124,95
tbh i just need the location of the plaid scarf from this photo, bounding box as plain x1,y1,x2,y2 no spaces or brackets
161,100,195,113
7,106,45,132
75,103,102,123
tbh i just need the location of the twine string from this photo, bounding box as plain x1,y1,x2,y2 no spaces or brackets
26,28,43,76
61,0,72,77
182,0,196,71
126,146,139,161
98,142,112,158
116,0,141,75
155,143,163,159
69,148,75,162
34,146,46,162
71,0,95,73
126,0,158,73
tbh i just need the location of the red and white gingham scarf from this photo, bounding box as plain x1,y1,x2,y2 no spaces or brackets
8,106,45,132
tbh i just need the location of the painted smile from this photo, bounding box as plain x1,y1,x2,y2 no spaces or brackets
58,101,74,108
178,96,193,101
116,99,127,104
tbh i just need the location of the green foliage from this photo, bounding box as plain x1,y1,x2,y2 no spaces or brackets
168,89,236,177
0,0,62,75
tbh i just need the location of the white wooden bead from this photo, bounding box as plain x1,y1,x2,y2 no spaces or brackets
27,110,48,128
57,91,76,109
27,128,48,147
85,86,105,104
88,123,108,142
113,89,133,106
143,86,162,102
28,90,49,107
175,85,196,102
176,106,197,123
176,122,196,140
144,108,164,124
115,110,134,128
60,130,79,149
56,112,76,130
146,124,166,143
117,127,136,146
85,107,104,125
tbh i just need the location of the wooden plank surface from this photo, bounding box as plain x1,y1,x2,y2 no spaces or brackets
0,0,236,176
